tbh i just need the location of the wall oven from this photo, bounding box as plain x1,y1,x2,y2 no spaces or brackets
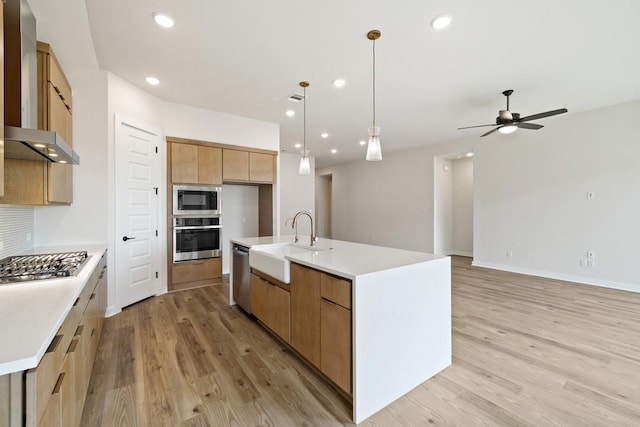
173,216,222,262
173,185,221,216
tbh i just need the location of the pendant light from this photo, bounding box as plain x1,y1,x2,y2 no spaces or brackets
366,30,382,161
298,81,311,174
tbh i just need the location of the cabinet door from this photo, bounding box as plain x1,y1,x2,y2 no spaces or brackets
249,152,274,182
38,374,62,427
171,143,198,184
222,149,249,181
321,300,352,394
198,146,222,185
250,274,291,343
290,263,321,367
47,84,73,204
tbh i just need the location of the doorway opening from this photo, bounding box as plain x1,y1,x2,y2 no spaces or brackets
434,153,474,257
316,174,333,238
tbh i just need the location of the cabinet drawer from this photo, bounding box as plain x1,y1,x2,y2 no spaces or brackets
37,372,63,427
172,258,221,284
321,274,351,309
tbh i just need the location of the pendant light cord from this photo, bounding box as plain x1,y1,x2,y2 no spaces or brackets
372,38,376,128
303,85,306,152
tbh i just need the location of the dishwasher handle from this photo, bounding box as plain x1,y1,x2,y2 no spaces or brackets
233,245,250,255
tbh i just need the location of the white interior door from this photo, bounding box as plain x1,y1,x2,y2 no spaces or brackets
115,116,160,309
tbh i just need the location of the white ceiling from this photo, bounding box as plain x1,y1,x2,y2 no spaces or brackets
78,1,640,167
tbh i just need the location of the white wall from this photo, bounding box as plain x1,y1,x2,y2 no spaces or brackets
0,207,34,258
474,100,640,291
452,157,473,256
434,158,453,255
279,152,316,237
317,139,475,252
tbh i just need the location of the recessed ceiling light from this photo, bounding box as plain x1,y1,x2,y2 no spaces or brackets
333,79,346,88
331,149,337,154
321,132,329,139
49,153,58,157
59,160,67,164
153,12,174,28
34,143,46,148
431,14,452,30
146,76,160,85
286,110,295,117
359,140,366,146
466,152,474,157
294,143,302,149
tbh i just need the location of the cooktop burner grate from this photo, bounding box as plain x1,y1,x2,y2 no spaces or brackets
0,251,89,284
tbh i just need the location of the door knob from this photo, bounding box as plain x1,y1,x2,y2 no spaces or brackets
122,236,136,242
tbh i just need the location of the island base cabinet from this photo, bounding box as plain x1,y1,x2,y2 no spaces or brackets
250,274,290,343
290,263,321,367
321,300,352,394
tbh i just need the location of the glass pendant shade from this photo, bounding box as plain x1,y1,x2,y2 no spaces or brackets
299,150,311,174
366,126,382,161
498,124,517,134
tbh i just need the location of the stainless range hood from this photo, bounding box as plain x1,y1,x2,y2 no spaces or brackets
3,0,80,165
4,126,79,164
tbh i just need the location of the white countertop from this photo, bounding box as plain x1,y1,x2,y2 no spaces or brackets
0,244,107,376
231,236,444,280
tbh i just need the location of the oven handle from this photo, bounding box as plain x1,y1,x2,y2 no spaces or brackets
173,225,221,230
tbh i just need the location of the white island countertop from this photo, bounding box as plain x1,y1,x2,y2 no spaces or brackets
230,235,445,280
0,244,107,376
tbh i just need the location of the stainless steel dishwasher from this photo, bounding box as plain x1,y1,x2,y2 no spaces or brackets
232,244,251,314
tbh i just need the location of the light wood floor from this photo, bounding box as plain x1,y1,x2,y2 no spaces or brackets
80,257,640,426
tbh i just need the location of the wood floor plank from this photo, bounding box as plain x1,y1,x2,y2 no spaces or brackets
81,257,640,426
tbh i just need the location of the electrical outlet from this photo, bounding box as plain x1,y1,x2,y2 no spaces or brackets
587,251,595,258
587,259,595,268
26,232,32,242
587,192,595,199
507,250,513,257
0,241,4,251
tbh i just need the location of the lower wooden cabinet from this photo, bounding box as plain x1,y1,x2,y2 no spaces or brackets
250,273,290,343
290,263,322,366
23,252,108,427
170,258,222,291
321,300,352,394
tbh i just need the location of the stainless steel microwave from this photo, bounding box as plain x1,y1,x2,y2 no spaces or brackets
173,185,221,216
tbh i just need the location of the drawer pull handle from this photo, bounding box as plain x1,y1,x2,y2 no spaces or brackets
90,293,96,300
75,325,84,337
46,335,63,353
52,372,65,395
91,328,96,337
73,297,80,307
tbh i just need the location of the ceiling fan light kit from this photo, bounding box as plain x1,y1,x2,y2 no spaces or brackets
298,81,311,175
459,89,568,138
366,29,383,161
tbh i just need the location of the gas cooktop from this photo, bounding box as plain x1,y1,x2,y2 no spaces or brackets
0,251,89,284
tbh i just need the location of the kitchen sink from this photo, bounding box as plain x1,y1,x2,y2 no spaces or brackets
249,243,328,283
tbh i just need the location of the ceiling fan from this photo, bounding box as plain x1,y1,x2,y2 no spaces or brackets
459,90,568,137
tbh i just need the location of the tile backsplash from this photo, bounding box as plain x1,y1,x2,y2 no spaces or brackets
0,206,35,258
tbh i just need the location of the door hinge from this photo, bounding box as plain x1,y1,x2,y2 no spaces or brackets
155,229,158,237
153,187,158,195
155,271,159,279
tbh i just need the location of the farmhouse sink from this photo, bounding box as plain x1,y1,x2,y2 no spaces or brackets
249,243,327,283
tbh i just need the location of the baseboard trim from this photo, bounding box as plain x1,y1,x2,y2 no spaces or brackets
471,260,640,294
449,250,473,257
105,305,122,318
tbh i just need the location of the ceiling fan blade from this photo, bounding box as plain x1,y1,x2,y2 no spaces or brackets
518,108,568,122
481,127,501,137
458,124,497,130
517,122,543,130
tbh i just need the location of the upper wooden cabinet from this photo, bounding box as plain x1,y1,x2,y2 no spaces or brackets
38,41,73,205
223,149,275,183
170,142,222,185
0,41,73,206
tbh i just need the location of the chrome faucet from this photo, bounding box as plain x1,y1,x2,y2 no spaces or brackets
291,211,317,246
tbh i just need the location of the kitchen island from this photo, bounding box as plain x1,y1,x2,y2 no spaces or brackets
229,236,451,424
